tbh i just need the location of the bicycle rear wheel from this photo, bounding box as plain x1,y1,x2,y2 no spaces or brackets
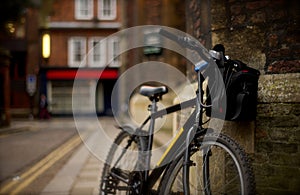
159,132,255,195
100,130,146,195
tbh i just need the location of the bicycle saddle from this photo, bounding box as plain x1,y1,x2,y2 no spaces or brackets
139,85,168,98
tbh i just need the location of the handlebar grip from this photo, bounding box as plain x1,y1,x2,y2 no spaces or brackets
159,28,180,43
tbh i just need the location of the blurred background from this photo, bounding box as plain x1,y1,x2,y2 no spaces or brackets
0,0,299,194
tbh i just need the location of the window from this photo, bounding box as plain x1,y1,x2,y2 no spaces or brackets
88,37,106,67
98,0,117,20
108,37,120,67
68,36,120,68
68,37,86,67
49,80,97,114
75,0,93,20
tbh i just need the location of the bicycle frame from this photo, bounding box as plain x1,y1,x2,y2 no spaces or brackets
103,28,255,194
136,70,206,193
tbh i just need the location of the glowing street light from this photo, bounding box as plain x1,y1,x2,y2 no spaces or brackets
42,33,51,59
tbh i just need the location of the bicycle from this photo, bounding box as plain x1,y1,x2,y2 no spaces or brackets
100,29,255,195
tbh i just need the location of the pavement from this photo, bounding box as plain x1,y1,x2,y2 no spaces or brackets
41,126,102,195
0,117,171,195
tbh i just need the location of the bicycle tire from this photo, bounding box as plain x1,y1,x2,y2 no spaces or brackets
159,132,255,195
99,130,147,195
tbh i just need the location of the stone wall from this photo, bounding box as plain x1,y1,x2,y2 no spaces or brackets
255,73,300,194
186,0,300,194
209,0,300,73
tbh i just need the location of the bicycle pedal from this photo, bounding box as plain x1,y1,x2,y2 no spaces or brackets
111,167,130,184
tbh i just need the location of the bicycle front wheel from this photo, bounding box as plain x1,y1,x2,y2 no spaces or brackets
159,133,255,195
100,130,146,195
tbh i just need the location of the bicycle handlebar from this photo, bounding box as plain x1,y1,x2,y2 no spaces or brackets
159,29,199,51
159,28,211,72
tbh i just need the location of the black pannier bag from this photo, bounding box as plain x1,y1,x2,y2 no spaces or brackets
223,60,260,120
206,48,260,121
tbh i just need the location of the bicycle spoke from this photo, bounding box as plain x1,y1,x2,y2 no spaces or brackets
159,133,255,195
211,175,240,194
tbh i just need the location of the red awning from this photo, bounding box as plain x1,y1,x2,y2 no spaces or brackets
46,69,118,80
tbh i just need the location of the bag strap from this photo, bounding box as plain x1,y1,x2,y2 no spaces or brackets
231,92,248,120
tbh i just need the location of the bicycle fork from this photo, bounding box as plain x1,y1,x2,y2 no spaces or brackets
203,147,212,195
183,69,212,195
183,125,197,195
183,127,212,195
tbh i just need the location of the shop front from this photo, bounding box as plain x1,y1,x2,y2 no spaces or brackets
40,68,118,116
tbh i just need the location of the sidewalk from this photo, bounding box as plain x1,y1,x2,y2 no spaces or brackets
0,119,40,136
41,129,102,195
41,117,172,195
0,118,77,136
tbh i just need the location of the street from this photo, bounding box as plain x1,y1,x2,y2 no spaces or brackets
0,116,171,194
0,117,120,195
0,119,77,183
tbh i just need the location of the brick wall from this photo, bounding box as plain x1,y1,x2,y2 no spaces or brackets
186,0,300,194
45,0,121,67
256,73,300,194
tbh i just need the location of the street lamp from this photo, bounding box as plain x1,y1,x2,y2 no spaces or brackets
42,33,51,59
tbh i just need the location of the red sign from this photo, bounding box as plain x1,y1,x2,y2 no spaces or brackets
46,69,118,80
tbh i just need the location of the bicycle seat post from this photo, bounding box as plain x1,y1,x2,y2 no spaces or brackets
139,85,168,181
144,97,158,180
148,97,158,114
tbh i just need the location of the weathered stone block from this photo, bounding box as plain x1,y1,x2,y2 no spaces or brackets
255,141,273,153
253,152,269,164
289,178,300,192
257,188,299,195
231,14,246,25
268,34,279,47
269,153,300,166
246,1,269,10
271,116,299,128
222,120,254,153
257,103,295,117
250,11,266,24
253,164,275,177
230,4,242,15
268,127,298,142
272,143,298,153
295,130,300,142
268,49,291,58
274,166,300,178
258,73,300,103
267,60,300,74
268,175,290,189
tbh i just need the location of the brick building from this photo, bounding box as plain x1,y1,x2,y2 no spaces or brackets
123,0,186,70
40,0,122,115
0,3,40,119
186,0,299,194
121,0,187,126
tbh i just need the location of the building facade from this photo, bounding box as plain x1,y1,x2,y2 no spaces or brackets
0,3,40,119
186,0,300,194
40,0,122,115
